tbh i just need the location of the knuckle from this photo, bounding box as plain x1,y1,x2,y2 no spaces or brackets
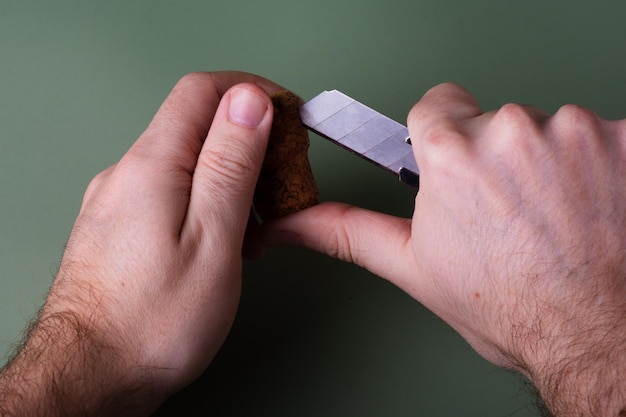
82,166,114,205
86,169,107,192
407,83,465,125
493,103,538,128
175,72,213,90
327,205,360,264
415,121,470,179
199,141,257,190
426,82,467,99
552,104,606,153
159,73,217,122
553,104,601,135
422,120,465,146
488,103,546,153
418,121,468,167
407,98,425,127
555,103,595,120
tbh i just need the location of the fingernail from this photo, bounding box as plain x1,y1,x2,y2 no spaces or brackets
228,88,269,128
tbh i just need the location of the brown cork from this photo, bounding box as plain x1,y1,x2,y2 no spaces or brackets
253,90,319,221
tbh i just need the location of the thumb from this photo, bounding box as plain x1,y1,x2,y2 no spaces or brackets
185,84,273,245
261,202,418,289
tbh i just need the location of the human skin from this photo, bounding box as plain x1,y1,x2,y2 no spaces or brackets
2,73,625,416
263,83,626,416
0,71,282,416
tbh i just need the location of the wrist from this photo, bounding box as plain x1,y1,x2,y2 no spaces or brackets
0,310,163,417
512,310,626,416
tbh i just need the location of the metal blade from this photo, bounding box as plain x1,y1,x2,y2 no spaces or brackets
300,90,419,189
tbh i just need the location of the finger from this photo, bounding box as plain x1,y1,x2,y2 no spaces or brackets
478,103,551,134
407,83,483,150
104,72,282,235
140,71,283,168
184,84,274,251
79,164,116,214
406,83,483,184
261,202,417,291
408,82,483,127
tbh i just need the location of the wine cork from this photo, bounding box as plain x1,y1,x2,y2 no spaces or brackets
254,90,319,221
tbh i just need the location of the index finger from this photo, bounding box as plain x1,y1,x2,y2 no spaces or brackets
408,82,483,128
406,83,483,177
139,71,283,173
99,72,284,236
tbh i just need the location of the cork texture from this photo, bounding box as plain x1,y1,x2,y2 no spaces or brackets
254,90,319,221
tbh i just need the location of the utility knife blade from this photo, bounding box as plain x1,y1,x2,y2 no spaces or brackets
299,90,419,189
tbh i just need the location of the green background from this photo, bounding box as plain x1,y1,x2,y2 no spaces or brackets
2,1,625,415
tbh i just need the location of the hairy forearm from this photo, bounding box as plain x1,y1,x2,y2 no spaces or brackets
519,316,626,416
534,354,626,416
0,310,156,417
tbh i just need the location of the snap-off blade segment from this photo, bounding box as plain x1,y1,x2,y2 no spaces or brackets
300,90,419,189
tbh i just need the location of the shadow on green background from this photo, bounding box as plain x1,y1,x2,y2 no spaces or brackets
3,1,626,415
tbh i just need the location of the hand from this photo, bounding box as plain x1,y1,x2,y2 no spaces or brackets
263,83,626,416
0,71,281,416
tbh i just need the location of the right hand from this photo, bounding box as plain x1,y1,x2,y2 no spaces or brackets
263,83,626,416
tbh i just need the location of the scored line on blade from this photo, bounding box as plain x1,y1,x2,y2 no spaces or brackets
300,90,419,188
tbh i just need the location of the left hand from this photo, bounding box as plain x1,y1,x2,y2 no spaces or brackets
5,71,282,415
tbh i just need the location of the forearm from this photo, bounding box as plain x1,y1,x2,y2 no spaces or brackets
531,357,626,416
518,315,626,416
0,310,158,417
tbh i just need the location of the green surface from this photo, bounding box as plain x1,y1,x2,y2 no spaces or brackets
2,1,626,415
